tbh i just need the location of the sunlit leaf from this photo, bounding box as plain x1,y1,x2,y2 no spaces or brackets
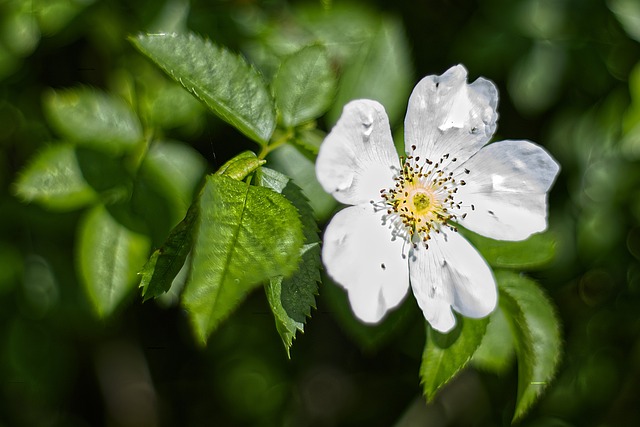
328,16,412,126
216,150,265,181
182,174,304,344
462,230,556,270
272,44,336,127
420,316,489,401
139,202,198,301
43,87,143,153
14,143,96,210
78,204,150,317
256,167,320,356
497,270,562,422
131,33,276,145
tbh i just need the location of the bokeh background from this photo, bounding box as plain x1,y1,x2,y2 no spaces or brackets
2,0,640,426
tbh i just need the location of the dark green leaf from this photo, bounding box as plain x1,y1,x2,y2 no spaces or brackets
78,204,150,317
267,142,336,221
43,87,142,153
139,202,198,300
420,316,489,401
321,276,416,352
14,143,96,210
75,147,133,205
131,33,276,145
272,44,336,127
327,16,413,126
131,140,206,244
463,230,556,270
216,150,265,181
471,305,516,374
256,167,320,355
497,270,562,422
182,174,304,344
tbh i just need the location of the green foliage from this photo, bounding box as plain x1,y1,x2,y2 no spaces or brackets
256,167,320,356
14,143,96,210
420,317,489,401
327,15,413,126
43,87,143,154
471,306,515,374
182,174,304,344
272,44,337,128
497,270,562,422
139,201,197,301
215,150,265,180
463,230,557,270
78,204,150,317
131,33,276,145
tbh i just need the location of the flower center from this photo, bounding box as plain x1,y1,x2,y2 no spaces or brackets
378,145,470,248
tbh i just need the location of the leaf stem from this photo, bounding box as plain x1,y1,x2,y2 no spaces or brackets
258,128,294,160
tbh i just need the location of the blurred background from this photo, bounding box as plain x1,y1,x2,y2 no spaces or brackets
2,0,640,426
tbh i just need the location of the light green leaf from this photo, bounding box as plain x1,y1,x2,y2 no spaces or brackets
139,202,198,300
420,316,489,401
497,270,562,422
216,150,265,181
463,230,556,270
273,44,336,127
256,167,320,356
471,306,516,374
327,16,412,126
78,205,150,317
131,33,276,145
182,174,304,344
43,87,142,153
14,143,96,210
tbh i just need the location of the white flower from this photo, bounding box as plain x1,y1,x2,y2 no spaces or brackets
316,65,560,332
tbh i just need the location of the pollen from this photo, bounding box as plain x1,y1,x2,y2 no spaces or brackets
379,147,466,246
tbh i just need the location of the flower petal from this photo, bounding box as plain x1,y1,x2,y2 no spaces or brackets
454,140,560,241
410,229,497,333
404,64,498,169
316,100,400,205
322,204,409,323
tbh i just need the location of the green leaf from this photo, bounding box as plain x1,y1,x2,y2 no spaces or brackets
497,270,562,422
266,243,320,356
43,87,142,153
75,147,133,205
463,230,556,270
131,140,206,244
272,44,336,127
327,16,413,126
471,305,516,374
131,33,276,145
216,150,265,181
420,316,489,401
182,174,304,344
78,204,150,317
256,167,320,356
139,201,198,300
14,143,96,211
267,142,336,221
321,276,416,352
